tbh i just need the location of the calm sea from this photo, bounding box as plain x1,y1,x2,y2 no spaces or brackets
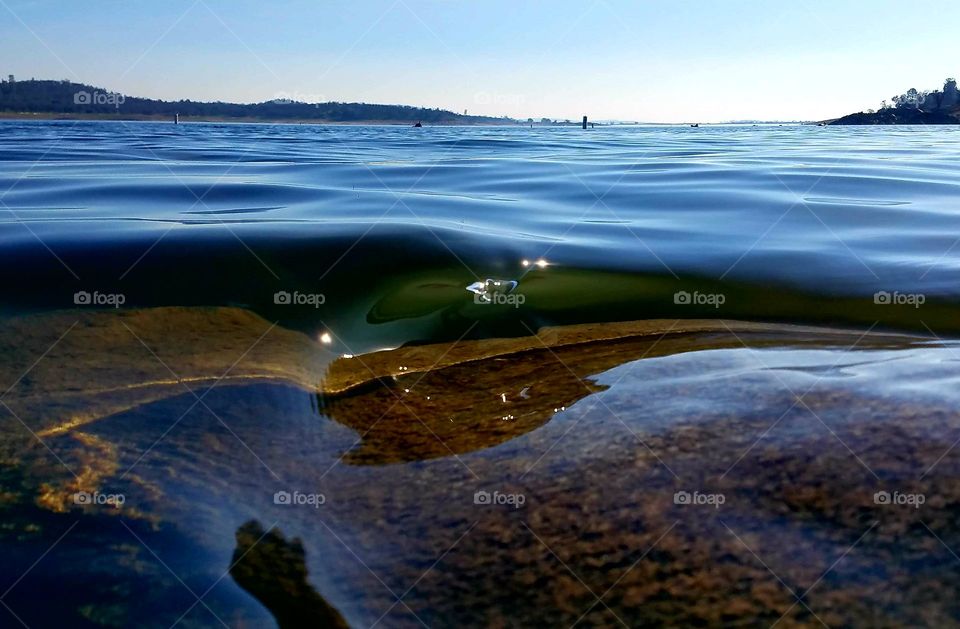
2,120,960,350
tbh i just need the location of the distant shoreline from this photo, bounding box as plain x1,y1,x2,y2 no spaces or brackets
0,78,516,126
0,113,808,127
0,112,518,126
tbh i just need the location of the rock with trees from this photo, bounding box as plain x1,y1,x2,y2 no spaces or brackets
831,77,960,125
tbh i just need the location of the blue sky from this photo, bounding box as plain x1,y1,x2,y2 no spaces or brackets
2,0,958,122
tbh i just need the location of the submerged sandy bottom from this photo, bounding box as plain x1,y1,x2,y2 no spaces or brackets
3,308,960,627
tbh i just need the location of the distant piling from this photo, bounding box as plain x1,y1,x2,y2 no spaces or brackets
582,115,588,130
174,113,179,125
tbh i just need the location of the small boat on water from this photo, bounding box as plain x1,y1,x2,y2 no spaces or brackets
691,123,699,128
413,121,422,128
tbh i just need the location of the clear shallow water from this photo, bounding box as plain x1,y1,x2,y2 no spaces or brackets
4,121,960,626
2,120,960,350
6,330,960,627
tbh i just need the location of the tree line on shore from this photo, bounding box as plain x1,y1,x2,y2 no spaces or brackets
0,78,510,123
831,77,960,125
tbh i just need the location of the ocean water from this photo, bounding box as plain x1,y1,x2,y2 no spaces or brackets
6,120,960,627
2,120,960,350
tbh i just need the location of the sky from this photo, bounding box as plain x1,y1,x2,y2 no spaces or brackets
1,0,958,123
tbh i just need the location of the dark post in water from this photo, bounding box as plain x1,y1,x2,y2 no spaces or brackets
582,115,588,129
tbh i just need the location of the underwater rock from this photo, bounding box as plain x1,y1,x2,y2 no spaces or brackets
230,520,349,629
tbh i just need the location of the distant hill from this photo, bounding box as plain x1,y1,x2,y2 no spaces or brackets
830,77,960,125
0,78,513,125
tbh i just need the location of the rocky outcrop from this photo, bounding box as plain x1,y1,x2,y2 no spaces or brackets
830,77,960,124
829,107,959,125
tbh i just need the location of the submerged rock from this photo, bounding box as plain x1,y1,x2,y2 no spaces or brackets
231,520,349,629
3,310,960,626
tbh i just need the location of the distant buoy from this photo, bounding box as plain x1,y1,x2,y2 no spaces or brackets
174,113,179,125
413,121,422,128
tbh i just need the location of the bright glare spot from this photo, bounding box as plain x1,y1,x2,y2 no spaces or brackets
535,258,548,268
521,259,530,267
341,353,354,359
320,332,333,344
501,393,507,403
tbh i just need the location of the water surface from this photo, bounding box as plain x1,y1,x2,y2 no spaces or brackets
2,121,960,349
3,121,960,627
